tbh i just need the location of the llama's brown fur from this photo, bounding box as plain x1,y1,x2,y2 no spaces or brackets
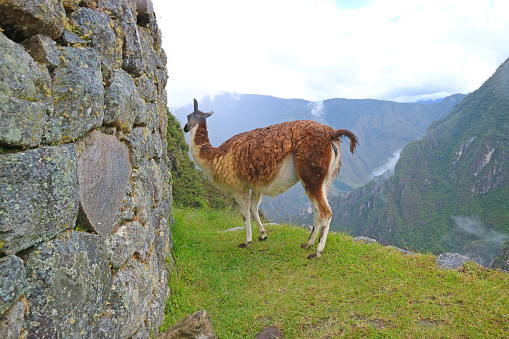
184,99,358,258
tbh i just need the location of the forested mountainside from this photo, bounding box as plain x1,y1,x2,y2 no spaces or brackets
175,93,465,220
320,57,509,268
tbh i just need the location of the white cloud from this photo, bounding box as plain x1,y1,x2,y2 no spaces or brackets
452,215,509,266
308,100,325,117
370,149,402,179
453,216,486,237
452,215,509,246
152,0,509,108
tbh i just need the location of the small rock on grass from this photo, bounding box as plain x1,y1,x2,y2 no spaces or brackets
157,310,216,339
256,326,283,339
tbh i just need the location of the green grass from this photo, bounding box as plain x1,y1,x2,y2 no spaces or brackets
162,208,509,338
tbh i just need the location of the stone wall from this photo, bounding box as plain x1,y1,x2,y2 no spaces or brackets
0,0,172,337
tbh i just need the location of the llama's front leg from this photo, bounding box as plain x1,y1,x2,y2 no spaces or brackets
250,190,267,241
235,192,252,248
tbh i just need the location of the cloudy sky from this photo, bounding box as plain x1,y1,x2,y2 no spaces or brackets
151,0,509,108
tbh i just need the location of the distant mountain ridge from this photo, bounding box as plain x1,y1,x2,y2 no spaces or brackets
319,57,509,268
174,92,466,219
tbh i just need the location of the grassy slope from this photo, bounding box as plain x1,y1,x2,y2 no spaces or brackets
162,208,509,338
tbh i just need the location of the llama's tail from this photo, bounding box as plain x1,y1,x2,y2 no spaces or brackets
331,129,358,154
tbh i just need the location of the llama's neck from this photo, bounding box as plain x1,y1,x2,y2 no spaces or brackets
189,121,215,168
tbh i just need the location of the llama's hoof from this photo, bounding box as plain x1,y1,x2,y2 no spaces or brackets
239,242,252,248
258,235,268,241
301,243,311,249
307,253,318,259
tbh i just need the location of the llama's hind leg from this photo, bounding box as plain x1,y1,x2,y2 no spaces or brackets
234,192,252,248
308,192,332,259
314,216,331,258
300,195,322,250
250,190,267,241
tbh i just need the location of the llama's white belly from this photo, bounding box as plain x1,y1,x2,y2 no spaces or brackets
259,155,300,197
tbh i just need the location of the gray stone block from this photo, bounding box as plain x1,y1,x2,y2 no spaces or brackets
104,69,142,132
152,213,172,266
135,74,157,103
0,0,66,40
157,48,167,68
82,315,116,339
136,0,154,16
107,258,153,338
156,94,168,135
118,2,144,77
158,154,172,198
0,32,41,100
57,29,87,46
134,102,156,131
119,192,135,222
77,130,132,236
23,231,112,338
127,127,151,167
132,158,163,223
0,32,51,148
146,251,169,332
99,0,136,19
155,68,168,96
106,220,146,268
0,256,26,315
20,34,60,70
138,27,158,80
127,127,165,167
43,46,104,145
0,301,25,339
0,95,47,148
0,144,79,254
71,7,122,70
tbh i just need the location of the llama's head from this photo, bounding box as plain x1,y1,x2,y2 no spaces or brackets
183,98,214,133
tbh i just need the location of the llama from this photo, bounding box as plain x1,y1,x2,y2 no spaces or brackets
183,99,358,258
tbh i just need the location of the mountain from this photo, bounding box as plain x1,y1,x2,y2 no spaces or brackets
174,93,466,219
320,57,509,267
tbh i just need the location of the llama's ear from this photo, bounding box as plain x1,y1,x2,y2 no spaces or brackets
205,111,214,118
193,98,199,113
